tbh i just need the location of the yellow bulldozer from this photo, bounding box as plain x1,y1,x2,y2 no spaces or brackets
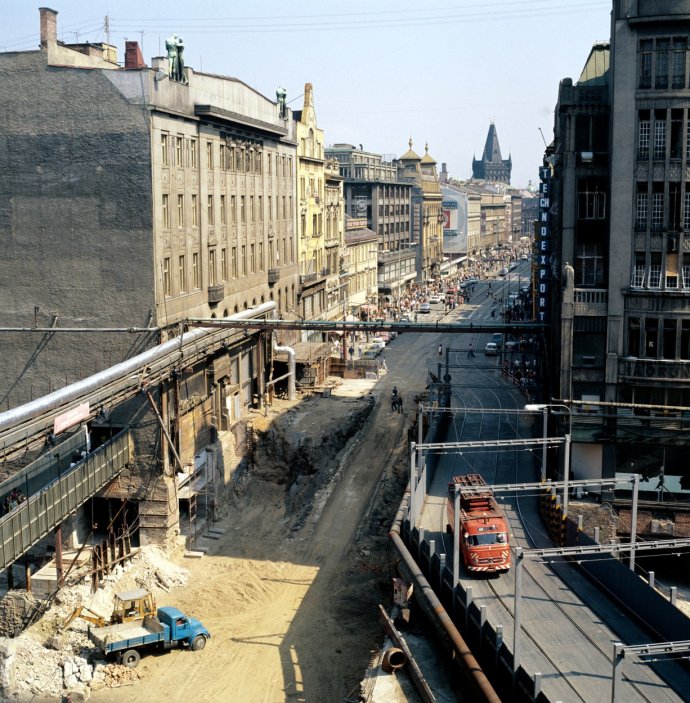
61,589,156,631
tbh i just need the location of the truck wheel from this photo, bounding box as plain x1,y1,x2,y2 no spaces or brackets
191,635,207,652
121,649,141,668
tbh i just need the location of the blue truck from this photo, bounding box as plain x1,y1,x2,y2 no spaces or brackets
89,605,210,668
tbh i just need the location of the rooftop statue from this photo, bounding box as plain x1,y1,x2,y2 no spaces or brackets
165,34,188,84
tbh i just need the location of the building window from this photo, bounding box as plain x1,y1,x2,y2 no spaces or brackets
206,141,213,170
161,134,169,166
578,189,606,219
681,254,690,288
190,139,197,169
632,252,646,287
267,153,272,175
267,196,272,222
177,195,184,228
249,195,254,223
575,243,604,286
209,249,216,285
649,263,662,288
178,255,186,292
192,252,199,288
654,117,666,159
682,321,690,359
162,194,170,229
640,39,653,88
231,246,237,278
655,39,670,89
191,194,198,228
162,257,171,296
250,243,255,273
652,191,664,229
258,242,263,271
220,194,226,224
645,318,659,357
175,136,183,167
240,196,246,223
258,195,263,222
241,245,246,275
628,317,640,356
638,116,650,158
221,248,227,281
672,38,687,88
208,195,214,226
230,195,236,224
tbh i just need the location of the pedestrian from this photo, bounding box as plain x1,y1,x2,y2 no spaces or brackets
468,343,475,359
438,343,443,358
397,395,404,414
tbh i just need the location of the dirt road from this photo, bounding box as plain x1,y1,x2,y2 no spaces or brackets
93,330,436,703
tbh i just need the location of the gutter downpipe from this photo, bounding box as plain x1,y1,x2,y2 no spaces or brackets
272,335,296,401
389,491,501,703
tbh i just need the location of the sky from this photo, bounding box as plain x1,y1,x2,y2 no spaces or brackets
2,0,613,188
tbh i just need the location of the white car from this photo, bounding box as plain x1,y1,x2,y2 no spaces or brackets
371,337,386,351
419,303,431,313
485,342,498,356
428,295,442,304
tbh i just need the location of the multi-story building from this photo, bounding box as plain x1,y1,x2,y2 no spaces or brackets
324,158,347,320
397,141,444,282
343,216,379,315
549,1,690,495
472,123,512,184
294,83,346,327
325,144,416,304
0,8,299,542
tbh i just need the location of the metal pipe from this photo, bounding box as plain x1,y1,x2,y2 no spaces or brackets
0,327,159,333
0,302,277,434
389,495,501,703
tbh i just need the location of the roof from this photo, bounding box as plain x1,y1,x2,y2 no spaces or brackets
116,588,150,601
345,228,378,244
399,137,421,161
577,41,610,87
482,123,504,163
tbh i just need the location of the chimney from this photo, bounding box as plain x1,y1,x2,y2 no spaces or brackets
125,41,146,69
39,7,58,48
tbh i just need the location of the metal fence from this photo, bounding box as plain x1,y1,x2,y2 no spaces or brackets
0,429,131,570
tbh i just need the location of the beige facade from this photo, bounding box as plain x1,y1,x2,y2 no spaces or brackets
397,141,443,281
344,218,379,312
294,83,333,322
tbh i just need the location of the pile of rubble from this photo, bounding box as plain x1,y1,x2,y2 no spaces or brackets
0,544,188,700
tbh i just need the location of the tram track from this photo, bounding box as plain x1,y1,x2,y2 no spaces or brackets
435,308,660,701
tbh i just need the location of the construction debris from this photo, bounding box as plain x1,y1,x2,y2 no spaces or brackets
0,545,188,698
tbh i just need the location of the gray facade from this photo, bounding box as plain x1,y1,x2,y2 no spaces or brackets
0,14,298,409
550,1,690,490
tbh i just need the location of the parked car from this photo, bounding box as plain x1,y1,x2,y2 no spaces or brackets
371,337,386,351
499,267,509,277
419,303,431,313
485,342,498,356
521,254,529,261
428,295,442,304
361,349,379,360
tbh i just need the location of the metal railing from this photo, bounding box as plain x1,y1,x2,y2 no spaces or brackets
0,429,131,569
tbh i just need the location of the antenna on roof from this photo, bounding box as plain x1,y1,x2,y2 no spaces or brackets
538,127,548,148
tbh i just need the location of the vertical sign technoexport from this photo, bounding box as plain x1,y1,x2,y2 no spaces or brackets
538,166,551,322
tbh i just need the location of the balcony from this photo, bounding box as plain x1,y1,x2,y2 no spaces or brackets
573,288,607,315
300,272,318,285
207,283,225,304
268,268,279,285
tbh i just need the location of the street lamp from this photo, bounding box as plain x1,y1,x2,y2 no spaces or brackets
525,403,572,516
